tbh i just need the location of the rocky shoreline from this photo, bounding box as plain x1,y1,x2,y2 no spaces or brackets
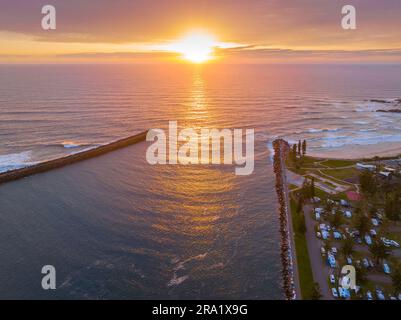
273,138,297,300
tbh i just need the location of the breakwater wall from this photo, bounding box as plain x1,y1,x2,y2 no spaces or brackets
273,138,297,300
0,130,148,185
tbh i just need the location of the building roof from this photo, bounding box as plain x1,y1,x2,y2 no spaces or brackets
346,191,362,202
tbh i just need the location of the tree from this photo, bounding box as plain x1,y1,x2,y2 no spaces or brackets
359,170,377,195
310,177,316,198
369,240,391,264
341,237,354,259
302,140,307,155
298,140,302,156
324,200,334,215
391,264,401,292
355,265,368,285
330,210,343,229
292,144,297,162
310,282,322,300
385,192,401,221
353,212,371,237
373,156,381,174
300,179,313,200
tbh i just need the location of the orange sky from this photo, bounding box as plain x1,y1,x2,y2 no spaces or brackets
1,0,401,63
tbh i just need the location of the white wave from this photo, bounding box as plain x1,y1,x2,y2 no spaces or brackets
353,121,369,125
0,151,36,173
320,134,401,148
61,141,85,148
308,128,340,133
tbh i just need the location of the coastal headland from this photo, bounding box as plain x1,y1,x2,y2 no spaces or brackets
0,130,148,184
279,138,401,300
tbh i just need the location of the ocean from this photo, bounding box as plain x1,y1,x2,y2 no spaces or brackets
0,64,401,299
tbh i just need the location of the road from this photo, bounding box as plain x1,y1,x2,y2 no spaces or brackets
303,204,333,300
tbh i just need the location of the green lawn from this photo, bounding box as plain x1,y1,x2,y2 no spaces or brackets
321,167,360,181
290,196,315,299
321,159,357,168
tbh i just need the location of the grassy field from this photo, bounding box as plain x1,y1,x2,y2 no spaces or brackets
290,196,315,299
321,159,357,168
321,167,360,181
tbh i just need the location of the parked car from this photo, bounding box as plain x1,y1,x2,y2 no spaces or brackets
376,289,385,300
346,256,353,264
383,263,391,274
321,247,326,256
331,247,338,255
333,232,342,240
366,291,373,300
332,287,339,298
381,237,400,248
330,274,336,284
339,287,350,299
328,255,336,268
316,232,322,239
370,229,377,237
344,211,352,218
371,218,379,227
365,235,372,245
363,258,370,268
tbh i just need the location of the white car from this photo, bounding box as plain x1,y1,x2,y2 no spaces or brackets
376,289,385,300
389,240,400,248
365,235,372,245
316,232,322,239
363,258,370,268
346,257,353,264
331,247,338,255
321,247,326,256
371,218,379,227
332,287,339,298
383,263,391,274
370,229,377,237
330,274,336,284
339,287,350,299
381,237,400,248
366,291,373,300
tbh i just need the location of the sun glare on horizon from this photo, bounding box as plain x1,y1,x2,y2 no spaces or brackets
165,32,217,63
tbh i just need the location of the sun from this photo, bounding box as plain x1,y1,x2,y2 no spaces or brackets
167,32,217,63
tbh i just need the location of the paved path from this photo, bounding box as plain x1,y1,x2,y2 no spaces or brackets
303,204,333,300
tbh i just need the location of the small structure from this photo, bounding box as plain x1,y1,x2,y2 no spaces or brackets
356,163,376,171
346,191,362,202
379,171,392,179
